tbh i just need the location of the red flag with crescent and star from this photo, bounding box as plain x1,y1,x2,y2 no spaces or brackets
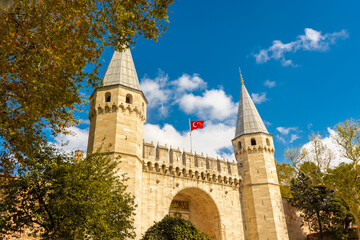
190,120,204,131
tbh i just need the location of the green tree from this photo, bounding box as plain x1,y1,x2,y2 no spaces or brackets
286,119,360,238
290,163,354,238
141,215,212,240
0,0,173,158
0,146,136,240
276,161,297,198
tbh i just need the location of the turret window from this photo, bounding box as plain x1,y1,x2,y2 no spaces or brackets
238,142,242,150
251,138,256,146
105,92,111,102
126,94,133,104
266,138,270,146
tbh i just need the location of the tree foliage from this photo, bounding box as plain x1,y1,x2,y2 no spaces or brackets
141,215,212,240
286,119,360,238
0,146,136,240
0,0,173,158
276,160,297,198
290,164,354,237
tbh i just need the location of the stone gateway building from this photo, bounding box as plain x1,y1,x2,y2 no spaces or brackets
87,48,290,240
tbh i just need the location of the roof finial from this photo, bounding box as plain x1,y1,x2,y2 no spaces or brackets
239,67,244,85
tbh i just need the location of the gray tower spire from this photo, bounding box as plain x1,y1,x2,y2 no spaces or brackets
235,78,268,138
102,48,140,90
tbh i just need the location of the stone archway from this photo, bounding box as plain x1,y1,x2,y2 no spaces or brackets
169,187,221,240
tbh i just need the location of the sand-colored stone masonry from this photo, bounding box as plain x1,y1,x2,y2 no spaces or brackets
87,84,146,156
143,142,241,186
87,84,147,238
233,133,289,240
282,198,308,240
141,142,245,239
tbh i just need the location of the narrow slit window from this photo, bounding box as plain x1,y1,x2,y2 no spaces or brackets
251,138,256,146
105,92,111,102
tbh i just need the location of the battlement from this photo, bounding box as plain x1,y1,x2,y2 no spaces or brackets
89,102,146,121
143,141,241,186
234,144,275,157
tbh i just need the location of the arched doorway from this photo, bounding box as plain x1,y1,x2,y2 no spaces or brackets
169,188,221,239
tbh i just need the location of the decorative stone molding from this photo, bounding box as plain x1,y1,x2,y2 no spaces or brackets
143,141,241,187
89,103,146,121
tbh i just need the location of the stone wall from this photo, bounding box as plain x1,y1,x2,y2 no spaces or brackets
143,142,241,184
139,141,245,240
282,198,308,240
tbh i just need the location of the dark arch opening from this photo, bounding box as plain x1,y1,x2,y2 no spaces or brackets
105,92,111,102
251,138,256,146
126,94,133,104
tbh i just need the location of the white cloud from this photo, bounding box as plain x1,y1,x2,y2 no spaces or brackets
179,89,238,121
254,28,348,66
140,72,209,118
53,126,89,153
143,122,235,160
80,119,90,125
173,73,207,92
276,127,297,135
251,92,268,104
276,127,301,144
302,128,351,168
290,134,301,143
140,70,170,116
276,135,287,144
264,120,272,126
264,80,276,88
255,49,270,64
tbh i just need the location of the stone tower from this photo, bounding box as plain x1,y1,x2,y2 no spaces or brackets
87,48,147,237
232,76,289,240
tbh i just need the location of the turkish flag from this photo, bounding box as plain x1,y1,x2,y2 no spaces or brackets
190,121,204,131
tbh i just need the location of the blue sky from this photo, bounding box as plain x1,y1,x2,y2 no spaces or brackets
57,0,360,163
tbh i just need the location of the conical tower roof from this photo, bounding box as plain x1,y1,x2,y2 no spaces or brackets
235,81,269,138
102,48,140,90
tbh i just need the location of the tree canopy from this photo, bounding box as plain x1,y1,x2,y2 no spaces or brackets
290,164,354,237
0,146,136,240
286,119,360,238
141,215,212,240
0,0,173,158
276,161,297,198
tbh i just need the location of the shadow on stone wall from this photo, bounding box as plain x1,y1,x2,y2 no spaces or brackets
282,197,308,240
307,230,358,240
282,198,358,240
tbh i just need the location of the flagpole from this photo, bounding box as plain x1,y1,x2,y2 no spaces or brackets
189,119,192,152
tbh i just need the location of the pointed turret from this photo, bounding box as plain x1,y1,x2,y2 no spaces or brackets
232,73,289,240
235,77,268,138
102,48,141,90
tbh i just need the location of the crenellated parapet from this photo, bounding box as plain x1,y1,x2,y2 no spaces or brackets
234,143,274,157
143,141,242,187
89,102,146,121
